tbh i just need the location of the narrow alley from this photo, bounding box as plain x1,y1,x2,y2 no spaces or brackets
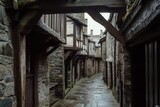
0,0,160,107
52,73,119,107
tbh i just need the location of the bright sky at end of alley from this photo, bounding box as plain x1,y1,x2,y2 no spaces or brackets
85,13,110,35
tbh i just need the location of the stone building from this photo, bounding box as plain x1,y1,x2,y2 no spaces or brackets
64,13,87,92
99,0,160,107
121,0,160,107
101,13,125,105
0,1,67,106
99,36,107,82
85,30,105,77
2,0,160,107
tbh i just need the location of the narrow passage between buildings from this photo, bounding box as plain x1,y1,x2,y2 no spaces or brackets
52,73,119,107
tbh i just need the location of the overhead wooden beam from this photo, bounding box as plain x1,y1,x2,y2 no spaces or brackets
88,10,125,45
13,0,125,13
65,51,72,61
46,44,61,56
19,10,42,35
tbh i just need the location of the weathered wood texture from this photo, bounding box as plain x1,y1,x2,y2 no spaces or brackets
122,0,160,43
88,10,125,45
19,11,42,35
12,26,26,107
35,21,66,44
14,0,125,13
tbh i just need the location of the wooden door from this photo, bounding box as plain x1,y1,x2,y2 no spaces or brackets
145,41,160,107
25,72,34,107
25,50,35,107
130,44,145,107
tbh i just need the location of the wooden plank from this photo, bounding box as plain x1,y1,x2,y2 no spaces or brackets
35,21,66,44
19,10,42,35
46,44,61,56
16,0,125,13
88,10,125,45
12,26,26,107
149,43,154,107
145,44,149,107
65,51,72,60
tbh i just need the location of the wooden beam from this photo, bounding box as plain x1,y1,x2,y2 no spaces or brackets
12,25,26,107
11,10,41,107
19,10,42,35
87,10,125,45
64,51,72,61
46,44,61,56
35,21,66,44
15,0,125,13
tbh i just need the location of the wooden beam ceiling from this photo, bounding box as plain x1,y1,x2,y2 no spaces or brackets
14,0,125,13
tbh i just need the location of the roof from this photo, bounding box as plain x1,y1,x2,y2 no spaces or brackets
98,36,106,43
83,34,90,37
67,15,87,27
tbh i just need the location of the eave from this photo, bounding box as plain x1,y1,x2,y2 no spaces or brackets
35,21,66,45
99,36,106,43
67,15,87,27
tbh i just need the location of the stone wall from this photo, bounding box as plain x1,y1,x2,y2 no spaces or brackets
99,60,105,73
48,46,65,106
85,58,95,77
0,55,16,107
101,41,106,61
37,56,50,107
0,2,16,107
121,48,132,107
95,60,99,73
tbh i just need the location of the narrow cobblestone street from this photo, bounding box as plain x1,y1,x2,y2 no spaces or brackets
52,73,119,107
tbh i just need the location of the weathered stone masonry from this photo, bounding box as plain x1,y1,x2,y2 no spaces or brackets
0,2,16,107
48,46,65,106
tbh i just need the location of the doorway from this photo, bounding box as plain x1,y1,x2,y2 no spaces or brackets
130,44,145,107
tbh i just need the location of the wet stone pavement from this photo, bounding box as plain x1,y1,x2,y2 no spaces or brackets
52,73,119,107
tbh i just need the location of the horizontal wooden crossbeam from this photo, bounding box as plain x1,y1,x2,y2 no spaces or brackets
13,0,125,13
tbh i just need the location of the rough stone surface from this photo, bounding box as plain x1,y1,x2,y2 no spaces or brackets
0,55,15,106
85,58,95,77
0,98,12,107
37,56,50,107
0,3,17,107
122,49,132,107
52,73,119,107
48,46,65,106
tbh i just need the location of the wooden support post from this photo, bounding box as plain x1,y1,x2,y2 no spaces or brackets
88,10,125,45
12,25,26,107
12,10,42,107
19,10,42,35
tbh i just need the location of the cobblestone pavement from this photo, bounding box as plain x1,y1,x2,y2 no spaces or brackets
52,73,119,107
